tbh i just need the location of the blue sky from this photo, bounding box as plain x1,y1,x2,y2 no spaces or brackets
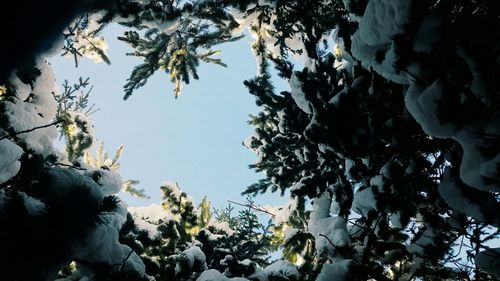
49,24,286,210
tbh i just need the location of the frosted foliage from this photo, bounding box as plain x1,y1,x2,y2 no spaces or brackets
175,246,207,274
208,220,235,236
455,127,500,192
406,77,500,192
129,203,170,223
129,203,173,239
162,181,183,199
263,198,298,225
65,13,109,64
309,193,350,255
5,61,58,156
351,0,411,84
76,213,145,276
352,187,377,216
196,269,249,281
405,80,459,138
264,260,300,281
316,259,351,281
438,169,492,225
143,16,182,35
0,137,23,184
43,168,146,277
47,168,103,199
94,170,123,195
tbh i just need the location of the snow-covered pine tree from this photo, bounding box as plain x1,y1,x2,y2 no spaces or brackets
236,1,500,280
121,183,286,281
0,61,150,281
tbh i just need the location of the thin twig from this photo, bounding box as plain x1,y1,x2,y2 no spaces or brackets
51,162,87,171
318,234,336,249
0,120,64,141
119,249,135,272
227,200,275,217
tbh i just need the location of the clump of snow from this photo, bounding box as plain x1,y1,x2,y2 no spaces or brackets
129,203,173,239
350,0,411,84
92,169,123,195
405,80,459,138
264,260,300,281
309,193,350,256
0,136,23,184
129,203,170,223
290,72,312,114
175,246,207,274
263,198,298,226
438,168,500,227
454,126,500,192
162,181,183,199
143,16,183,35
5,61,59,156
197,269,249,281
316,259,351,281
389,212,403,228
284,227,299,242
352,187,377,216
208,220,235,236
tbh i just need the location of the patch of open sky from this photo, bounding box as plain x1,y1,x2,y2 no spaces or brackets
49,23,289,212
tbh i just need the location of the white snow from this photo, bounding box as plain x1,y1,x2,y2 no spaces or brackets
454,126,500,192
309,193,350,256
289,72,312,114
5,61,59,156
284,227,299,242
352,187,377,216
263,198,298,226
389,212,403,228
264,260,300,281
143,17,182,35
350,0,411,84
175,246,207,274
0,136,23,184
316,259,351,281
405,80,459,138
437,169,499,226
129,203,174,239
196,269,249,281
208,220,235,236
94,170,123,195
